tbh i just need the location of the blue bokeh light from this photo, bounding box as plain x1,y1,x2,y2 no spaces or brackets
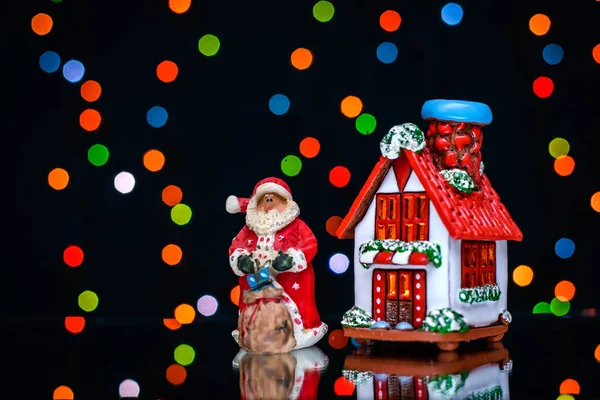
376,42,398,64
542,44,564,65
555,238,575,259
39,51,61,73
62,60,85,83
441,3,464,26
147,106,168,128
269,94,290,116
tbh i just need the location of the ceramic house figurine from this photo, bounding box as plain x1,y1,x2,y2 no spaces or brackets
226,177,328,354
336,99,522,351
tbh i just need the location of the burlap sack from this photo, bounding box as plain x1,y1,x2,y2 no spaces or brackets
239,352,296,400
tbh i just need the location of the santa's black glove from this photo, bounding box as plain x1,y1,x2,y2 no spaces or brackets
237,254,254,274
272,250,294,272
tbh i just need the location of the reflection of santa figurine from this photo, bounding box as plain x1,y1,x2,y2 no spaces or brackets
233,345,329,400
227,177,328,350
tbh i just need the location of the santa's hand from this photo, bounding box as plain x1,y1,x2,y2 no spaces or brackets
237,254,254,274
272,250,294,272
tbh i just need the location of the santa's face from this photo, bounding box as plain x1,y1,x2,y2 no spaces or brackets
246,193,300,236
256,193,287,213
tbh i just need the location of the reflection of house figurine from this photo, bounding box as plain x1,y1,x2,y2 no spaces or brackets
343,343,512,399
336,99,522,351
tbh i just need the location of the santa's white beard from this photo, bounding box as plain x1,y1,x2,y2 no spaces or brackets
245,200,300,236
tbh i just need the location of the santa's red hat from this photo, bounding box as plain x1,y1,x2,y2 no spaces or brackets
225,177,293,214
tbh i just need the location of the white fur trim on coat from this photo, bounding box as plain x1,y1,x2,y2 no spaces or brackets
282,248,307,273
248,182,292,208
226,195,241,214
229,248,251,277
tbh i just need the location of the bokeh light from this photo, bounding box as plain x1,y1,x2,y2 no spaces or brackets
64,316,85,334
512,265,533,287
114,172,136,194
269,94,290,115
118,379,140,398
533,76,554,98
356,113,377,134
556,396,575,400
591,192,600,212
62,60,85,83
88,144,109,166
340,96,362,118
329,253,350,274
40,51,61,73
80,80,102,102
554,155,575,176
299,137,320,158
548,138,570,158
230,286,240,306
313,1,335,22
281,155,302,177
48,168,69,190
328,329,349,349
147,106,168,128
157,60,179,83
166,364,187,385
143,149,166,172
169,0,191,14
197,295,218,316
164,318,181,330
533,301,551,314
555,238,575,259
53,386,74,400
32,13,53,35
529,14,551,36
330,166,351,187
555,280,576,301
380,10,401,32
174,344,196,366
162,185,183,206
175,303,195,324
171,203,192,225
162,244,182,266
326,216,342,236
543,44,564,65
593,44,600,64
559,379,580,395
595,344,600,362
78,290,99,312
80,109,102,132
376,42,398,64
441,3,463,26
63,245,84,267
550,297,570,316
198,34,220,56
291,48,313,70
334,377,355,396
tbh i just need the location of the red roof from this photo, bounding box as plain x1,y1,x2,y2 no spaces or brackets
336,148,523,241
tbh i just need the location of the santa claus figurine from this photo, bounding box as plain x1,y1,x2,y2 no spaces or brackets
226,177,328,350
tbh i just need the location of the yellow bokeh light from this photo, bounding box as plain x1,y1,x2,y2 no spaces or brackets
513,265,534,287
591,192,600,212
174,304,195,324
529,14,550,36
556,395,575,400
143,149,166,172
548,137,569,159
340,96,363,118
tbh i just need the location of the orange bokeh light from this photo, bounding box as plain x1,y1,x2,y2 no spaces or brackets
164,318,182,330
162,244,182,266
380,10,401,32
80,109,102,132
340,96,363,118
529,14,550,36
291,48,314,70
48,168,69,190
32,13,53,36
162,185,183,206
80,80,102,102
595,344,600,362
334,377,355,396
328,329,349,349
554,155,575,176
533,76,554,98
166,363,187,385
64,316,85,334
591,192,600,212
174,304,196,324
157,60,179,83
63,245,84,267
299,137,320,158
512,265,534,287
230,285,240,306
555,280,576,301
168,0,191,14
53,385,74,400
326,216,342,236
593,44,600,64
330,166,351,187
143,149,166,172
559,378,580,394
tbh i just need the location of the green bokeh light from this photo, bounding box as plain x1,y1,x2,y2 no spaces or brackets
532,301,551,314
548,137,570,159
198,34,220,56
550,297,570,316
171,203,192,225
78,290,99,312
51,0,63,2
174,344,195,366
88,144,109,166
355,113,377,135
313,1,335,22
281,155,302,177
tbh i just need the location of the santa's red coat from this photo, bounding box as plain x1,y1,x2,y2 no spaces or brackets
229,218,322,329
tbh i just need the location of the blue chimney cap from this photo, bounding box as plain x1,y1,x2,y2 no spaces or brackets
421,99,493,125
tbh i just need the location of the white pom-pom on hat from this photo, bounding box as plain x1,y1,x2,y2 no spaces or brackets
226,195,249,214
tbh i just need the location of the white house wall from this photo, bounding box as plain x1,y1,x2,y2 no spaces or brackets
448,239,508,327
353,168,451,316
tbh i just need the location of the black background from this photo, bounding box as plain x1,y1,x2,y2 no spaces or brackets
5,0,600,398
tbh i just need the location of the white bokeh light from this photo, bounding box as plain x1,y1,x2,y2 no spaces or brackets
114,172,135,194
329,253,350,274
118,379,140,398
197,295,218,316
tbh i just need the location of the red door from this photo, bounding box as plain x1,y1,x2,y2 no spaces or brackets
372,269,426,328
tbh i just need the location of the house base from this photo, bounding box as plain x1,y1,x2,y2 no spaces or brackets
343,323,508,351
